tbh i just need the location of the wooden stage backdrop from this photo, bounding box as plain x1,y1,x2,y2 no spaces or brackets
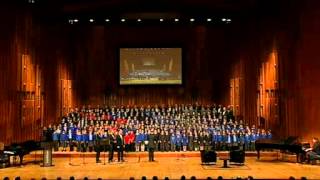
0,1,320,144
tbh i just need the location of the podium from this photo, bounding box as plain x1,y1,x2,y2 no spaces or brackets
41,142,54,167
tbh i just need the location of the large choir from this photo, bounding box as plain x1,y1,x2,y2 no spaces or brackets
48,104,272,154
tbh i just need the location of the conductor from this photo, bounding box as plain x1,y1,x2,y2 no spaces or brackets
147,130,156,162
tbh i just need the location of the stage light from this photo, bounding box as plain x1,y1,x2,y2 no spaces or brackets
174,18,179,22
73,19,79,23
121,18,126,22
159,18,164,22
105,19,110,22
222,18,227,22
137,19,142,22
89,19,94,22
207,18,212,22
190,18,195,22
227,19,232,22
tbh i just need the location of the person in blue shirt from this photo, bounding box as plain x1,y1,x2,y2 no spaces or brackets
68,129,74,151
170,133,176,152
260,129,267,139
221,131,227,151
175,131,182,151
267,129,272,139
60,130,68,152
250,132,257,151
182,133,188,152
226,131,232,151
239,132,245,150
244,131,251,151
76,130,82,152
88,130,94,152
141,130,147,152
232,131,238,148
216,131,222,151
52,128,60,151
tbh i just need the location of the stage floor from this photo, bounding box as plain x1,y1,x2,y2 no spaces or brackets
0,154,319,180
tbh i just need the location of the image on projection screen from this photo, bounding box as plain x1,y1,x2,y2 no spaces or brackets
119,48,182,85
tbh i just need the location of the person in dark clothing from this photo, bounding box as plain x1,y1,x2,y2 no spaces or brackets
109,131,116,163
94,130,102,163
306,137,320,164
147,130,156,162
116,130,125,162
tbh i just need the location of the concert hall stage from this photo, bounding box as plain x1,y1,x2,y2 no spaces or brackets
0,152,319,179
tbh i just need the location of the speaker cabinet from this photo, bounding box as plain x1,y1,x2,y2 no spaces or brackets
200,150,217,164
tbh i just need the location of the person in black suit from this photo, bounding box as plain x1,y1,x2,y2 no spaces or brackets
109,131,116,163
94,130,102,163
147,130,156,162
116,129,125,162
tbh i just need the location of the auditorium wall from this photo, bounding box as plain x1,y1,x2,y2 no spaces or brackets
1,0,320,144
0,4,77,144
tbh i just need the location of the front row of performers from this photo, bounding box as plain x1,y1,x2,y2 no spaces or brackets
75,129,157,163
49,129,320,164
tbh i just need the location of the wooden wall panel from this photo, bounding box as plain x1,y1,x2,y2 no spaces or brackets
0,5,74,144
1,0,320,144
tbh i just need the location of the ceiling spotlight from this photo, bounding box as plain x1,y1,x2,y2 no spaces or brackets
121,18,126,22
105,19,110,22
227,18,232,22
174,18,179,22
207,18,212,22
137,19,142,22
89,19,94,22
222,18,227,22
73,19,79,23
190,18,195,22
160,18,164,22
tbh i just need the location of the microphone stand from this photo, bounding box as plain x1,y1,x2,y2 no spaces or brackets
103,144,106,165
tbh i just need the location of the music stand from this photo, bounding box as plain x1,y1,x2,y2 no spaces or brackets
101,139,109,165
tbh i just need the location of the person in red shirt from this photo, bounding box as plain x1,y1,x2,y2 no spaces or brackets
129,131,136,151
124,131,130,152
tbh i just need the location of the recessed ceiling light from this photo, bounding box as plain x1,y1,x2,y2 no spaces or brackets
222,18,227,22
105,19,110,22
121,18,126,22
89,19,94,22
227,18,232,22
174,18,179,22
137,19,142,22
190,18,195,22
160,18,164,22
207,18,212,22
74,19,79,23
